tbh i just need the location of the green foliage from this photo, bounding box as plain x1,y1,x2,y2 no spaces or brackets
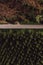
0,29,43,65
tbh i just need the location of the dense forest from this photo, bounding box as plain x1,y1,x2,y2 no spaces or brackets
0,0,43,24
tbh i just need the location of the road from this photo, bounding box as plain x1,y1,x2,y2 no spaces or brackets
0,24,43,29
